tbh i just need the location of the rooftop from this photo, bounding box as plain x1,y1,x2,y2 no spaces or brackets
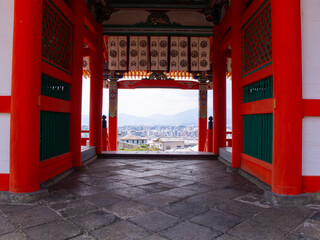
121,135,148,140
157,138,185,142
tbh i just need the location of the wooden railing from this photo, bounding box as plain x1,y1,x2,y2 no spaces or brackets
81,130,89,146
204,129,232,152
226,131,232,147
81,129,110,151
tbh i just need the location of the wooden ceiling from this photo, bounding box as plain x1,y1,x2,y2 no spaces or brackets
91,0,223,10
85,0,228,25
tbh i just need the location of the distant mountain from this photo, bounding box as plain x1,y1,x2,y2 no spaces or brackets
119,109,198,126
82,108,232,127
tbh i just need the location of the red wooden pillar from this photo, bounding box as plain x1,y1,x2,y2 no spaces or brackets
10,0,43,192
96,25,104,154
231,1,246,168
198,80,208,152
108,79,118,151
89,25,104,154
89,52,97,148
212,26,226,154
271,0,302,195
70,0,84,167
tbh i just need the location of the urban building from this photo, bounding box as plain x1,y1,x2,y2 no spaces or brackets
156,138,185,151
121,135,147,145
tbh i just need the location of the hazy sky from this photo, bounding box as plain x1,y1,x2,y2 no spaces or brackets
82,78,232,118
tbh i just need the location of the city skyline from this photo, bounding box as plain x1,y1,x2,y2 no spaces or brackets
82,77,232,119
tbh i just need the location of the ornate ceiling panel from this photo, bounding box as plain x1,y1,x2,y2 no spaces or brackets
86,0,229,26
99,0,212,9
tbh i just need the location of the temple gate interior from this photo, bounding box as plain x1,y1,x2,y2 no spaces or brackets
0,0,320,200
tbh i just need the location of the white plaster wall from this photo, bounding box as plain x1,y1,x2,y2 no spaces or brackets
302,117,320,176
0,1,14,96
301,0,320,99
0,114,10,173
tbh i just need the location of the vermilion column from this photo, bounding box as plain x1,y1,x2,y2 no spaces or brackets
70,0,84,167
96,25,104,154
271,0,302,195
231,1,246,168
108,79,118,151
212,26,226,154
10,0,43,192
89,50,98,149
89,25,104,154
198,80,208,152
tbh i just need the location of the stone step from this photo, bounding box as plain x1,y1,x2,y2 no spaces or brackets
99,151,217,160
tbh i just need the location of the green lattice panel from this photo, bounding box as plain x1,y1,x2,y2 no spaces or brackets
42,0,73,73
41,73,71,100
243,76,273,103
242,1,272,76
40,111,70,161
243,114,273,164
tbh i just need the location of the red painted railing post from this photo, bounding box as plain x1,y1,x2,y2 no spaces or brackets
226,131,232,147
207,116,213,152
102,115,108,151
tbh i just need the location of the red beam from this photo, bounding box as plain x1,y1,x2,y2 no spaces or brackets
84,5,98,35
40,96,72,113
303,100,320,116
117,80,199,89
0,96,11,113
240,153,272,185
84,28,97,51
39,152,72,183
242,63,273,86
219,30,231,52
241,98,274,115
41,61,72,84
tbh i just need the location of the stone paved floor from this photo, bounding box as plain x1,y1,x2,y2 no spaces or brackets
1,158,320,240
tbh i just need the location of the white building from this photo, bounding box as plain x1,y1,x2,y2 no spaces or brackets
121,135,147,145
156,138,185,151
